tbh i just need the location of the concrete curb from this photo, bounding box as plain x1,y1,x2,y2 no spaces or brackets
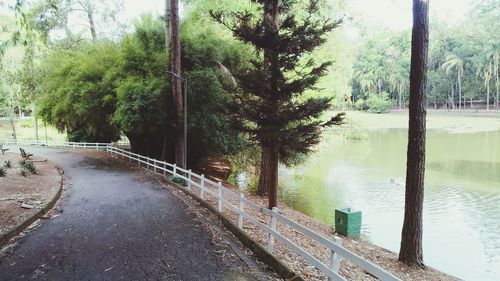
0,171,64,248
165,179,305,281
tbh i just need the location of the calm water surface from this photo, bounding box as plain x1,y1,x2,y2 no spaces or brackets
278,129,500,281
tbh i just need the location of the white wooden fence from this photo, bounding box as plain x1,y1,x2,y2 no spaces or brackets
105,145,401,281
0,139,400,281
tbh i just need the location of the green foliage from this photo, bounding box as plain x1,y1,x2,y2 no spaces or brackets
366,92,391,113
352,1,499,110
354,99,367,111
19,160,36,174
37,14,249,163
212,0,345,165
37,42,123,142
3,160,12,169
20,169,28,177
0,167,6,177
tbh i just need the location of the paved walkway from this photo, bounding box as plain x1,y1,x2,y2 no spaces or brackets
0,148,267,281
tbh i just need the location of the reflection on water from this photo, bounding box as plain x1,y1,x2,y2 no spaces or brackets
277,129,500,281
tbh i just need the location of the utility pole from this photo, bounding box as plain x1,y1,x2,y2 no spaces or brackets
169,0,185,169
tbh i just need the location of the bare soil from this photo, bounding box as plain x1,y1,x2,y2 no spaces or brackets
0,152,61,236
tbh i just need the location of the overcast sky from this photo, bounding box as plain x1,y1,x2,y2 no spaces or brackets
1,0,478,31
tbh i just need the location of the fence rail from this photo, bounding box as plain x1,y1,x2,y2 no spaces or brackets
0,140,400,280
105,145,400,281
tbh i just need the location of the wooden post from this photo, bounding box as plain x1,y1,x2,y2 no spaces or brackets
238,193,245,229
267,207,278,254
173,164,177,176
154,159,157,173
217,182,223,212
328,236,343,279
200,174,205,200
163,163,167,175
187,169,192,189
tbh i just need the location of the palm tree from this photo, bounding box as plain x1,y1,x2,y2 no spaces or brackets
389,70,407,111
442,53,464,110
475,41,499,111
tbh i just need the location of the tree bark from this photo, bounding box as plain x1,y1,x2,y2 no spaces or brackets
457,71,461,110
170,0,185,168
256,0,280,209
87,8,97,41
399,0,428,268
495,67,498,111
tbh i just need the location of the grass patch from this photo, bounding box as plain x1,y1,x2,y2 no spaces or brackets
0,167,6,177
3,160,12,169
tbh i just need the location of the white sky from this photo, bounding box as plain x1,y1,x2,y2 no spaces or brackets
1,0,478,32
349,0,477,30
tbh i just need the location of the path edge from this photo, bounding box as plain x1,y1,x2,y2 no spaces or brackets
166,179,305,281
0,170,64,248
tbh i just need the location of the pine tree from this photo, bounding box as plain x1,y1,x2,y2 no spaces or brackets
399,0,429,268
213,0,344,209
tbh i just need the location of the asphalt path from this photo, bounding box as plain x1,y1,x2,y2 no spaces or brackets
0,148,264,281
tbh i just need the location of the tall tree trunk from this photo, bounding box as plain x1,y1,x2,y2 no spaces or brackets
87,9,97,41
399,0,428,268
257,143,278,208
170,0,185,168
33,104,38,141
486,62,491,111
457,71,461,110
451,80,455,110
9,102,16,140
163,0,171,162
256,0,280,209
495,67,499,111
164,0,171,50
399,84,403,111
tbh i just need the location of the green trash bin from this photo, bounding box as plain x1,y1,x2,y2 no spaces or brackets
170,175,187,186
335,208,362,237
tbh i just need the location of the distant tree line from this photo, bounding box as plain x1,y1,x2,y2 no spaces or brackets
351,0,499,112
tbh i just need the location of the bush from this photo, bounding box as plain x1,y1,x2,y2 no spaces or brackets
354,99,368,111
366,92,391,113
0,167,6,177
19,160,37,174
20,169,28,177
3,160,12,169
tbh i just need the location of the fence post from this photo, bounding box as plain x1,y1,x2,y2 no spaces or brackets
200,174,205,200
154,160,157,173
95,143,98,150
267,207,279,254
238,193,245,230
187,169,192,189
328,236,343,279
173,164,177,176
217,182,223,212
163,163,166,176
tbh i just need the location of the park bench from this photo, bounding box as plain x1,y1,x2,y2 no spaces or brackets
0,145,9,155
19,148,33,160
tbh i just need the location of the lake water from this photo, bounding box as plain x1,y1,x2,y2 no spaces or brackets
278,128,500,281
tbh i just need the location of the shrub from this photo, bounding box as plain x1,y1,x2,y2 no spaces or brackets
20,169,28,177
0,167,6,177
19,160,37,174
3,160,12,169
354,99,368,111
366,92,391,113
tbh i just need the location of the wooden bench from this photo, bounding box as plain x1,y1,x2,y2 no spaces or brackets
19,148,33,160
0,144,8,155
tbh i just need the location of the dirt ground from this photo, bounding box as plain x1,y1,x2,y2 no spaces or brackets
0,151,61,237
